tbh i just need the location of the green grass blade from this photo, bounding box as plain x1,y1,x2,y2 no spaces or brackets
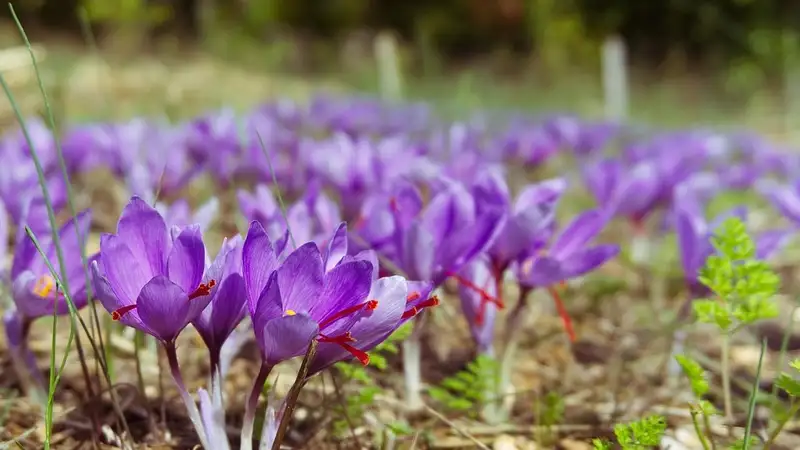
743,339,767,450
255,129,297,250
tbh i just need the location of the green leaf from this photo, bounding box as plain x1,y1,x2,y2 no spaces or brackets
675,354,710,397
775,373,800,397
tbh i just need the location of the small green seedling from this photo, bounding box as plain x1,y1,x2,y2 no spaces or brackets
693,216,780,420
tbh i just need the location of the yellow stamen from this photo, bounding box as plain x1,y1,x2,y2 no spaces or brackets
285,309,296,316
32,275,56,298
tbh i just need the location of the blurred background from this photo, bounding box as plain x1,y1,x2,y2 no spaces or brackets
1,0,799,137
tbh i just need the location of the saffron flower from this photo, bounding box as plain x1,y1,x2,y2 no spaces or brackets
4,202,94,397
516,209,619,341
93,196,213,343
192,235,247,369
393,181,506,287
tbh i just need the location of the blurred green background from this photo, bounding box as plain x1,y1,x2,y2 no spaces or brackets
2,0,800,133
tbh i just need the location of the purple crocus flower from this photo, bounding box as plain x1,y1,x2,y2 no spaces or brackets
515,209,619,341
10,205,94,319
390,181,506,287
457,258,498,355
192,235,247,366
93,196,214,343
581,157,660,226
477,174,566,274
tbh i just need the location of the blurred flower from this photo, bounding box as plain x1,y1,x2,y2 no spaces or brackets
10,203,94,319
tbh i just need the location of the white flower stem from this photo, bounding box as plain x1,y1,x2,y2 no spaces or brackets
402,334,423,411
164,342,210,450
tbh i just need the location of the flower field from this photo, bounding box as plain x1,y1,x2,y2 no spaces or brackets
3,42,800,450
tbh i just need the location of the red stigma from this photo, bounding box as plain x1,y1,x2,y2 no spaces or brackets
389,196,399,212
549,285,576,342
406,291,421,303
318,332,370,365
447,271,503,326
318,299,379,329
401,295,439,320
188,279,216,300
111,304,137,321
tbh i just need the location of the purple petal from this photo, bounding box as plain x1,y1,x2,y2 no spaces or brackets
259,314,319,366
457,261,497,353
193,273,247,352
309,276,406,374
100,234,152,305
756,229,793,260
758,180,800,224
315,260,373,335
401,223,435,281
323,222,348,272
276,242,324,314
559,244,619,279
243,221,278,313
136,275,200,342
167,225,205,293
116,196,169,278
550,209,605,259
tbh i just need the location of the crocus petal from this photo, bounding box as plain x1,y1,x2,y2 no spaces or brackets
438,209,506,280
116,196,169,278
315,260,373,334
100,233,152,305
194,273,247,352
401,223,435,281
167,225,205,293
323,222,348,272
559,244,619,279
518,256,564,288
756,229,793,260
550,209,605,259
457,261,497,354
259,315,319,366
758,180,800,224
276,242,324,314
309,276,406,374
136,275,197,342
243,221,278,313
92,262,149,332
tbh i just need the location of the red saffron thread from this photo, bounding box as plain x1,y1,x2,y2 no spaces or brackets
318,332,370,365
548,285,576,342
318,299,378,329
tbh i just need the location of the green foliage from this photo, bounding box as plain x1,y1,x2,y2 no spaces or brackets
534,392,566,446
675,354,710,398
775,358,800,397
427,354,499,415
81,0,171,25
693,216,780,333
612,415,668,449
331,322,413,437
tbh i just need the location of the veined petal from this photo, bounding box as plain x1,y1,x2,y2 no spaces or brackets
116,196,169,278
323,222,348,272
136,275,193,342
167,225,206,293
92,261,149,333
315,260,373,334
259,314,319,366
276,242,324,314
100,233,151,305
242,221,278,313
